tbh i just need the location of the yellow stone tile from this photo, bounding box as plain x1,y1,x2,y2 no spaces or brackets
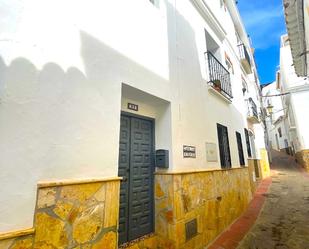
154,169,253,249
72,203,104,244
174,191,184,220
0,238,14,249
104,181,120,228
33,241,56,249
92,231,116,249
143,236,157,249
155,214,168,237
183,209,197,222
53,201,73,220
126,244,140,249
37,187,57,209
165,210,174,224
10,237,33,249
81,244,92,249
156,236,176,249
181,175,192,191
155,182,165,199
189,185,201,208
34,212,68,249
67,205,80,224
93,184,106,202
181,191,191,213
175,222,185,246
155,197,168,212
60,183,103,203
173,175,182,191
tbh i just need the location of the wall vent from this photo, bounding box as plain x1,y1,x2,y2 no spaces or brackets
185,218,197,241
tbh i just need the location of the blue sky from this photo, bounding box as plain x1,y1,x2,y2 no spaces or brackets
237,0,287,85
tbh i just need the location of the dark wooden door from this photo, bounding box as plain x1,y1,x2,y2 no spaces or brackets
118,114,154,245
217,123,231,168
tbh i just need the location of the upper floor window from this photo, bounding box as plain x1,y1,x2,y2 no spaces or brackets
236,132,245,166
242,79,248,95
205,29,232,100
217,123,232,168
225,53,234,74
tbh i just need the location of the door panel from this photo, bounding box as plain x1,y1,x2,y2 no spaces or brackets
129,117,153,240
118,116,131,244
118,115,154,245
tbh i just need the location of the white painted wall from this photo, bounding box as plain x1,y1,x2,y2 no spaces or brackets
279,35,309,152
0,0,263,232
269,119,290,150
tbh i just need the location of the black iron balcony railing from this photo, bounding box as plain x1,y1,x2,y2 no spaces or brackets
238,43,251,67
248,98,259,119
205,52,233,99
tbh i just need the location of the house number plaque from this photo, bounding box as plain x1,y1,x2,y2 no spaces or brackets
127,103,138,111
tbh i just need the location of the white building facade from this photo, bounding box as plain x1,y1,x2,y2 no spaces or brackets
278,34,309,171
0,0,269,248
262,81,291,155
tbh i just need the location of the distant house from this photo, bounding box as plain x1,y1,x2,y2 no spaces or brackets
276,34,309,170
262,80,291,157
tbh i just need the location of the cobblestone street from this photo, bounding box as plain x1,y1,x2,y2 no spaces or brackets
237,150,309,249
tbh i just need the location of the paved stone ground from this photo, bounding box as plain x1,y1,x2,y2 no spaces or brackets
237,150,309,249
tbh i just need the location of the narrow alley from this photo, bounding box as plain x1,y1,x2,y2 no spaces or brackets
238,150,309,249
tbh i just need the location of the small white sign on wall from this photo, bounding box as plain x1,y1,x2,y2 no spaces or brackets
206,143,218,162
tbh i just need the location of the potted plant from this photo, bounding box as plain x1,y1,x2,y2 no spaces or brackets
213,79,221,91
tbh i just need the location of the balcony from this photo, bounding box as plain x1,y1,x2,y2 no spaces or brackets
206,52,233,100
247,98,259,123
238,43,252,74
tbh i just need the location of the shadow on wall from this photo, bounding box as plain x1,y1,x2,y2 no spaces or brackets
0,6,174,231
0,36,173,232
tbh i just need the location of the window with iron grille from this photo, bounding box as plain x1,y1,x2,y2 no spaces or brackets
244,128,252,157
217,124,232,168
236,132,245,166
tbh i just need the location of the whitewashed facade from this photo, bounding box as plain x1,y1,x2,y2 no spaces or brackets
262,81,290,153
278,34,309,158
0,0,267,240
